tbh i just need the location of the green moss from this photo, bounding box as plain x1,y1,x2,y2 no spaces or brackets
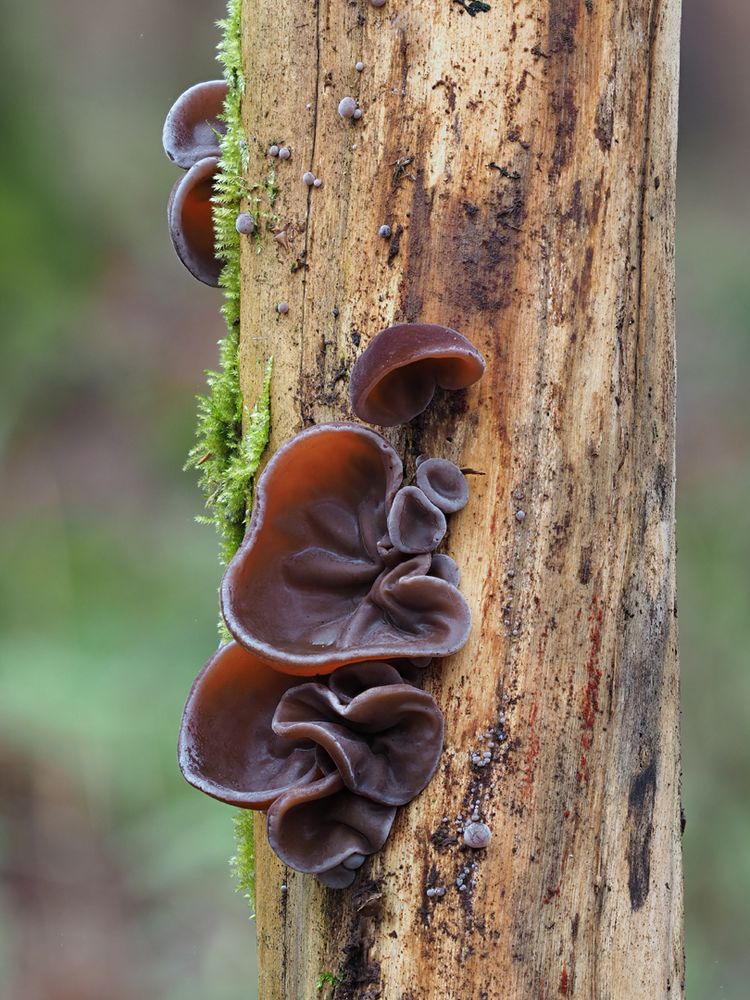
186,0,272,567
186,0,272,912
230,811,256,917
316,972,343,992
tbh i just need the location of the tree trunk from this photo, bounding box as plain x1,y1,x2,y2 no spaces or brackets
239,0,683,996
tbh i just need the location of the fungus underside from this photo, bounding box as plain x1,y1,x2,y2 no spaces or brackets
185,0,267,911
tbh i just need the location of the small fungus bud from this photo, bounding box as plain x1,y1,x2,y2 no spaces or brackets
355,61,365,72
515,509,526,523
353,108,363,120
378,224,392,238
235,212,256,236
302,171,316,185
338,96,358,119
370,0,387,6
278,146,291,160
313,177,323,188
276,301,290,315
463,821,492,849
268,144,280,157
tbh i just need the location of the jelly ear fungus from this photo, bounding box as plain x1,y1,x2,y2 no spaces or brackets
162,80,228,168
220,423,471,675
179,647,444,887
163,81,226,285
167,156,222,286
349,323,486,426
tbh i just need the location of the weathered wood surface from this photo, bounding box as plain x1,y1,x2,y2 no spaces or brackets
239,0,683,996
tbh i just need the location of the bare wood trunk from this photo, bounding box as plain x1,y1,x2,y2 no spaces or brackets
238,0,683,996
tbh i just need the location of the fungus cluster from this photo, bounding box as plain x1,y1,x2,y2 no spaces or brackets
163,81,227,285
164,78,488,887
179,421,479,884
221,423,471,675
166,19,490,897
180,647,443,887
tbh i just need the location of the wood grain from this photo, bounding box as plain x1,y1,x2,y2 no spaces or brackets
239,0,683,996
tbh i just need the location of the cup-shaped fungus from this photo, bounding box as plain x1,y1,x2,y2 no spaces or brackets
178,641,320,808
221,423,471,674
167,155,222,286
162,80,227,168
178,648,444,886
387,486,446,554
349,323,486,426
415,458,470,513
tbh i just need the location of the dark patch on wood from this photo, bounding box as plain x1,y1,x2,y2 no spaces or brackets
388,224,405,265
440,187,526,318
488,161,521,180
546,0,580,179
627,757,657,910
594,87,615,151
548,0,578,54
431,820,459,850
580,245,594,299
453,0,492,16
578,544,592,584
562,180,584,227
352,879,385,917
550,86,578,179
332,880,384,999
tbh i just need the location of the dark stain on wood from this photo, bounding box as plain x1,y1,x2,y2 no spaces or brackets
594,87,615,151
627,757,657,910
578,544,593,584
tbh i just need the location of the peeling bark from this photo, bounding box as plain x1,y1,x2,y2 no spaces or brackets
239,0,683,996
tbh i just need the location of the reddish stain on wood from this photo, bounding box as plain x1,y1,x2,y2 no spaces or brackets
578,594,604,781
560,966,569,995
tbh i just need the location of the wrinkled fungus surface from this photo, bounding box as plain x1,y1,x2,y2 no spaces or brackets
221,423,471,674
179,645,443,885
162,80,227,168
167,156,222,286
349,323,486,426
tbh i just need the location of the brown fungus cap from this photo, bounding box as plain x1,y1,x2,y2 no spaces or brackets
221,423,471,674
429,552,461,587
177,641,319,808
267,771,397,888
167,156,222,286
273,661,444,806
415,458,469,514
162,80,228,169
387,486,446,554
349,323,486,426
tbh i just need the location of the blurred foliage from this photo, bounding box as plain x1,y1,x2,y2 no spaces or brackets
0,0,257,997
676,196,750,1000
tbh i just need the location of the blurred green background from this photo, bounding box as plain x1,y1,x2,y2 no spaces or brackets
0,2,747,997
